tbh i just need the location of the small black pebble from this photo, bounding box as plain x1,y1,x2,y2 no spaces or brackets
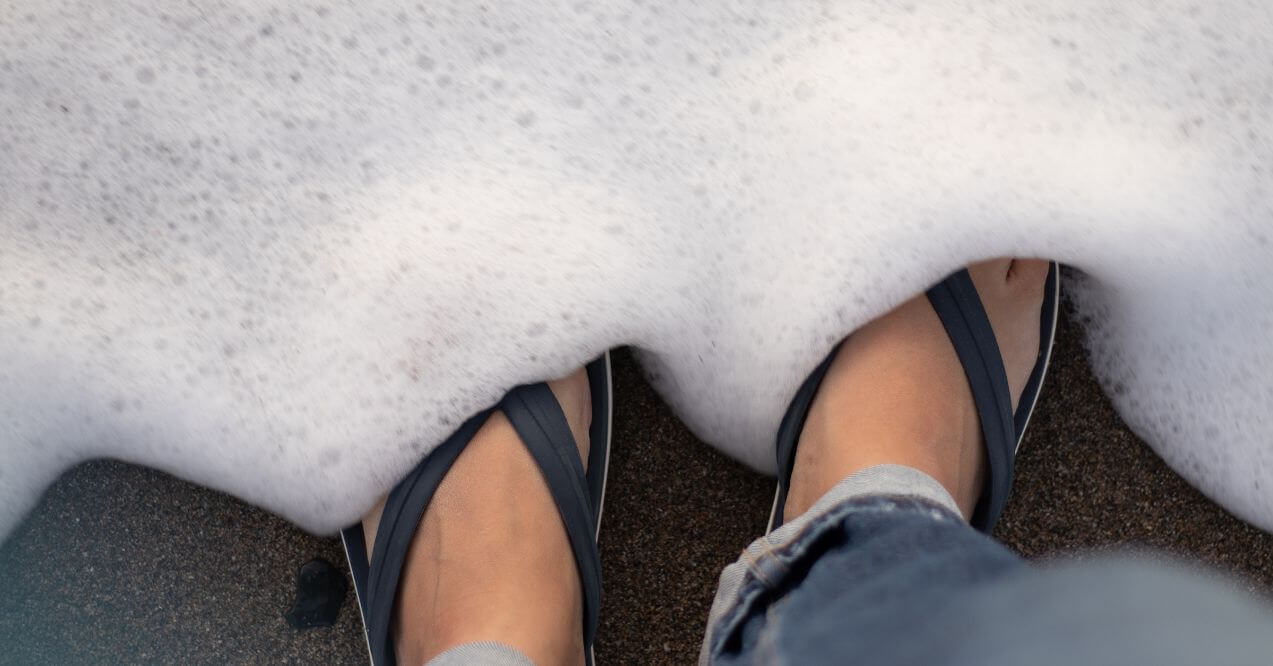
283,558,348,630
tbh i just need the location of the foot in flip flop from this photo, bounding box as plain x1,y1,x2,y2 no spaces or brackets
783,259,1052,523
358,367,595,666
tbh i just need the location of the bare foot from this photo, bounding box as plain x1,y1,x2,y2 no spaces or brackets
784,259,1049,521
361,367,592,666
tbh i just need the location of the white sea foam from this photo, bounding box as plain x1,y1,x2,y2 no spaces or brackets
2,1,1271,538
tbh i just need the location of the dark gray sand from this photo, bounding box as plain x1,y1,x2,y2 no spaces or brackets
3,304,1271,664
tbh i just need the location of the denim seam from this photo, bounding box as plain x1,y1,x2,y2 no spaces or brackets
741,538,784,588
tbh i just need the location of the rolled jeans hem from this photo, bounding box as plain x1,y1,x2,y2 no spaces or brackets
698,464,962,664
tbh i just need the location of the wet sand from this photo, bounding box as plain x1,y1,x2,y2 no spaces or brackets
3,304,1271,664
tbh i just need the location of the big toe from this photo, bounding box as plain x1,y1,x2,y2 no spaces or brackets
968,258,1048,293
1007,258,1051,290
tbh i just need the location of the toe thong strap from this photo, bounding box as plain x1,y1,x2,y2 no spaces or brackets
362,383,601,666
500,383,603,657
926,269,1017,532
365,407,494,666
771,346,840,530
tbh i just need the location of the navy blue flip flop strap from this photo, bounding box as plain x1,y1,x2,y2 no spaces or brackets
1016,263,1059,439
926,269,1017,532
770,346,840,529
364,407,493,666
500,383,603,654
361,384,602,666
584,359,611,521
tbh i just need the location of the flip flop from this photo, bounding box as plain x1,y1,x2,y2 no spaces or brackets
340,352,614,665
769,263,1061,533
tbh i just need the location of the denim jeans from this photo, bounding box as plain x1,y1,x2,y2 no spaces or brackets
700,465,1273,666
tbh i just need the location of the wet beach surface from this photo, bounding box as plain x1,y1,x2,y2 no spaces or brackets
2,304,1271,664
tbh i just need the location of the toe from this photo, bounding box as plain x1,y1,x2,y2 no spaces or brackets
968,258,1016,288
1006,258,1050,287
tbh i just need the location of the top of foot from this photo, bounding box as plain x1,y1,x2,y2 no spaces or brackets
785,258,1048,520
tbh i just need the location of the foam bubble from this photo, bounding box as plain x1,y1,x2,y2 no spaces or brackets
2,0,1272,538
